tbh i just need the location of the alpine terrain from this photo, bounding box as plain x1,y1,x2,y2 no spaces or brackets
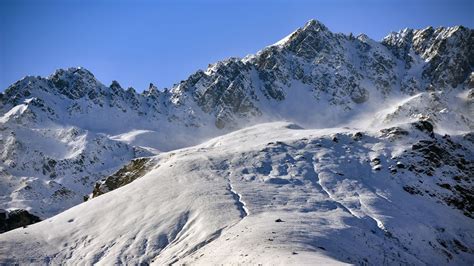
0,20,473,264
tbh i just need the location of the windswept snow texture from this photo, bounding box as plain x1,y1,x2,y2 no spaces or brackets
0,122,473,264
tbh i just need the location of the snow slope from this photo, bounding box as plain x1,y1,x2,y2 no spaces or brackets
0,122,472,264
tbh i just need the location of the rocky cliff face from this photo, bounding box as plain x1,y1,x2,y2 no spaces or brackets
383,25,473,89
0,19,472,230
169,21,472,131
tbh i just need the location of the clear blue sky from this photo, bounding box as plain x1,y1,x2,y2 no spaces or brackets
1,0,473,91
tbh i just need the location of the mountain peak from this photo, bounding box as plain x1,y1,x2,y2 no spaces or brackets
50,67,95,80
143,83,160,96
271,19,330,48
48,67,102,99
302,19,328,32
110,80,122,90
275,19,332,59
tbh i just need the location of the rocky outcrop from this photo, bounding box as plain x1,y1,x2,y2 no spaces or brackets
92,158,152,197
394,130,474,218
0,209,41,233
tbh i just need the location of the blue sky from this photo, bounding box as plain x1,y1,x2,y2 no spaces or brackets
1,0,473,91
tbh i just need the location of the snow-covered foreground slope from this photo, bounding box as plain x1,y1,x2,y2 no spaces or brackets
1,122,472,264
0,19,472,224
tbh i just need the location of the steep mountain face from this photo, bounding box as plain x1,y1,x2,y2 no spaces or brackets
0,18,472,254
382,25,473,89
172,20,472,129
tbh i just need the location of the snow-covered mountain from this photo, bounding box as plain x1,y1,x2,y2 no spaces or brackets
0,19,473,264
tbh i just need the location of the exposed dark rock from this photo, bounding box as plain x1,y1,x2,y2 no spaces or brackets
403,185,422,195
401,133,474,218
396,161,405,168
389,166,397,174
92,158,152,197
110,80,122,90
373,165,382,171
438,183,452,190
380,127,409,140
412,120,434,134
352,132,363,141
0,209,41,234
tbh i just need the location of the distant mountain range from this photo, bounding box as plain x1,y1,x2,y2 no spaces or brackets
0,20,473,264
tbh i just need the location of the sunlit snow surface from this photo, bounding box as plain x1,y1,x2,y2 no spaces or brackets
0,20,473,264
1,122,472,264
